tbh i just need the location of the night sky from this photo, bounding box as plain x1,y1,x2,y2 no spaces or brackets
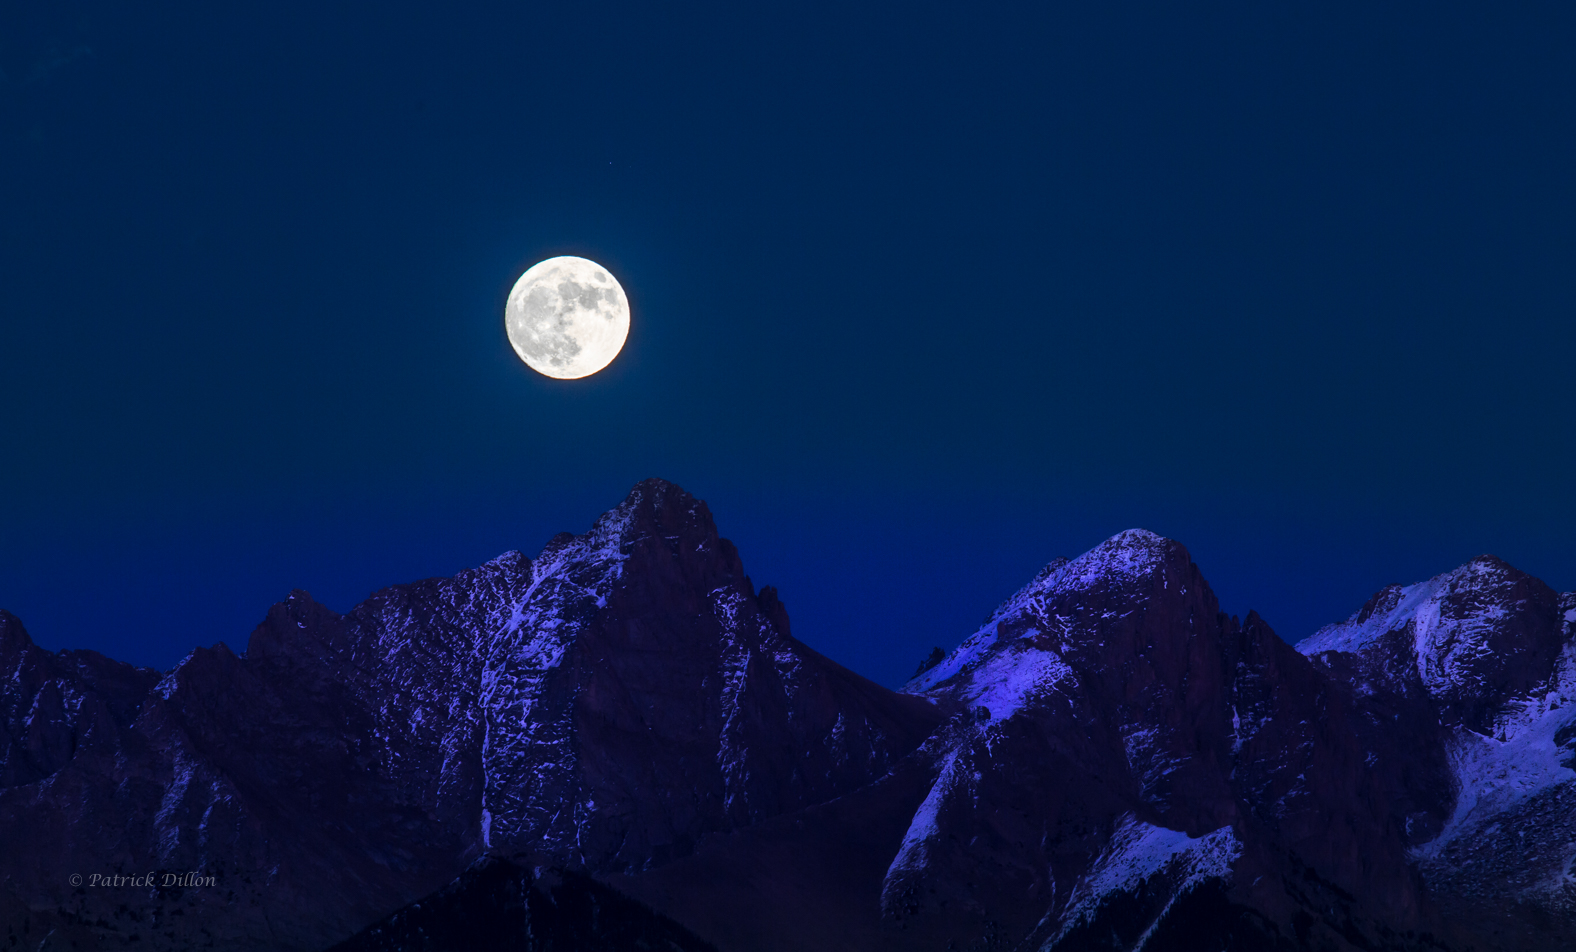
2,1,1572,688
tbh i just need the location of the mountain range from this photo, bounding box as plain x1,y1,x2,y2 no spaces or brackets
2,479,1572,951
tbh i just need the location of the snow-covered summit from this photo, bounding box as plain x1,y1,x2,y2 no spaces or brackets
1063,527,1174,586
1298,556,1576,946
887,526,1443,950
904,528,1188,697
1300,555,1519,656
1298,554,1567,729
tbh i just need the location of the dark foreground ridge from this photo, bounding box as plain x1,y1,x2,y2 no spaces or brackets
326,857,718,952
3,479,1574,951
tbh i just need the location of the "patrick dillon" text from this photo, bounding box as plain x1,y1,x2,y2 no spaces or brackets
77,872,216,888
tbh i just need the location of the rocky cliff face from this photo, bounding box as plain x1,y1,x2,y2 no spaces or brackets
611,532,1573,952
0,479,941,951
3,485,1573,952
879,530,1440,951
1301,557,1576,952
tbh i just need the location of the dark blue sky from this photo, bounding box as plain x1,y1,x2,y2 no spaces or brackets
2,1,1572,687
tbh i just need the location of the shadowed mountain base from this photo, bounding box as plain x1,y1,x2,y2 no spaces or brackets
327,857,717,952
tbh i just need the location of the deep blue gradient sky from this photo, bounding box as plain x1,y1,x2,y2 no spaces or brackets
2,1,1573,687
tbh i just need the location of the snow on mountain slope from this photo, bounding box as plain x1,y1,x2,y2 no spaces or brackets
1046,814,1242,950
462,480,942,868
239,480,943,880
473,502,641,857
1301,564,1576,951
891,528,1429,951
0,479,943,951
1301,555,1566,731
0,610,161,790
1407,638,1576,950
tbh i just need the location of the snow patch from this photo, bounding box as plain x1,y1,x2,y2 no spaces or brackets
1121,725,1185,795
905,623,1001,694
1413,670,1576,861
1300,577,1445,656
1062,529,1171,590
1051,815,1241,947
885,748,965,878
1298,557,1547,706
908,532,1175,697
945,645,1075,721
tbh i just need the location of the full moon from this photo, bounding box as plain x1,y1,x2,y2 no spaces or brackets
504,256,630,379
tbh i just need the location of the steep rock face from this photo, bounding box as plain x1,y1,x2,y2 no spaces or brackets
457,482,941,871
0,610,172,927
0,596,502,950
0,479,942,951
0,610,160,790
892,530,1437,951
1300,559,1576,952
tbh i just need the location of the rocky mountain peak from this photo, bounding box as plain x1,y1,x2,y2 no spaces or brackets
0,608,27,646
1300,553,1565,731
884,528,1439,950
474,479,941,869
908,527,1216,699
1298,557,1576,951
579,478,727,562
1084,525,1170,565
1045,527,1191,600
0,611,40,692
244,588,350,675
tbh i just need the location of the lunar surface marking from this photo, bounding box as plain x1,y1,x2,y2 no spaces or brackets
505,256,630,379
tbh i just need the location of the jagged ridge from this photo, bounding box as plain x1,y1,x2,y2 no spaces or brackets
0,479,941,951
3,491,1573,952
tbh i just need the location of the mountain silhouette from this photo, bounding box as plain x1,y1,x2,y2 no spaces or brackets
3,480,1572,951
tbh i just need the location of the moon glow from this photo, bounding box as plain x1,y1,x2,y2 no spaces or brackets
505,256,630,379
